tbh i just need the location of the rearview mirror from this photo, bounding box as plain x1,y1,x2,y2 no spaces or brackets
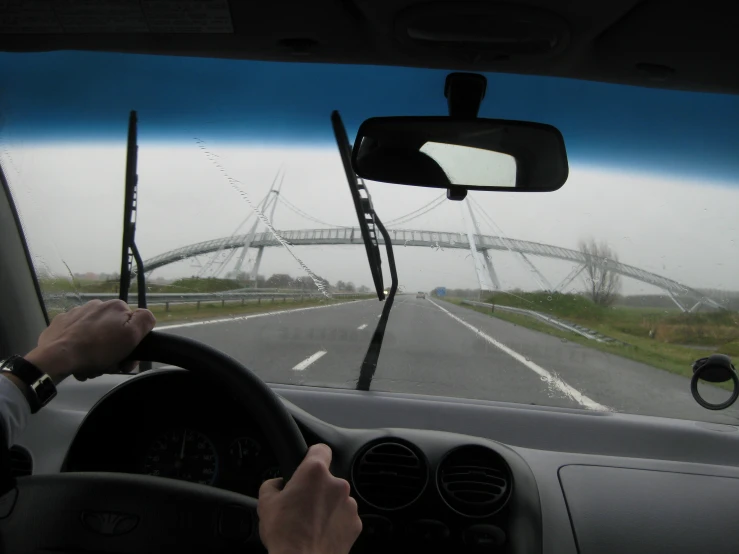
351,117,568,194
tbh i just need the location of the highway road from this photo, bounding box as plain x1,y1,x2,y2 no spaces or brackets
158,296,739,425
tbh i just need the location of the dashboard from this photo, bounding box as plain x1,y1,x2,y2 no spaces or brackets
63,370,536,553
18,368,739,553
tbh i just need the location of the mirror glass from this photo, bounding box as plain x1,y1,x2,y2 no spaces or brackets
352,116,568,192
420,142,517,188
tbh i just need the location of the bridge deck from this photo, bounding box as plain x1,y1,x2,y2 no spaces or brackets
143,227,702,298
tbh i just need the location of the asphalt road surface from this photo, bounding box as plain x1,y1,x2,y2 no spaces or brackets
158,296,739,425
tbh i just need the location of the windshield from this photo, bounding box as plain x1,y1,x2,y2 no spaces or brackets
3,51,739,425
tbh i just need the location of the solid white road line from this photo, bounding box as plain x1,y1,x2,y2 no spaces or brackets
357,324,368,330
292,350,327,371
158,299,371,331
428,299,610,412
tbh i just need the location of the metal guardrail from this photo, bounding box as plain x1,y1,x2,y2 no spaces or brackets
44,291,370,311
461,299,611,343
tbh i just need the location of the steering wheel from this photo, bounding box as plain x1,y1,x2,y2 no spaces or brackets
0,331,308,553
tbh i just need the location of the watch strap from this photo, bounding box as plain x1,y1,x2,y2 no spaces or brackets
0,355,57,414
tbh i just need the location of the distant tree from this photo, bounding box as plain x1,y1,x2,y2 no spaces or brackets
358,285,370,293
345,281,356,292
293,275,329,291
265,273,293,289
335,280,346,291
294,276,313,290
579,238,621,307
226,269,249,281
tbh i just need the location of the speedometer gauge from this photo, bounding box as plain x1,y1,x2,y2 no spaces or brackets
261,465,281,483
229,437,262,468
142,428,218,485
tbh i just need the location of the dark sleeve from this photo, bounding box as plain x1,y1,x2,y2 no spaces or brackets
0,424,16,497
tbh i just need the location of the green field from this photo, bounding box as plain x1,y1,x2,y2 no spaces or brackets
48,296,367,324
40,277,371,323
448,292,739,382
39,276,290,294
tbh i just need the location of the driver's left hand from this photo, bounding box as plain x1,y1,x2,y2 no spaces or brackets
24,300,156,384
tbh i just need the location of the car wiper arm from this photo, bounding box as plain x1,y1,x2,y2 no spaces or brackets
118,110,150,370
331,111,398,390
356,212,398,390
119,111,145,305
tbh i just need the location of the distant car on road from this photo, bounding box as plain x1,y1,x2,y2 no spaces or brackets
416,292,426,299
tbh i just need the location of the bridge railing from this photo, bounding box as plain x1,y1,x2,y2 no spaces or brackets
140,226,716,305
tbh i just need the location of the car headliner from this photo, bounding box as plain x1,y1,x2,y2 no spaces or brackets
1,0,738,96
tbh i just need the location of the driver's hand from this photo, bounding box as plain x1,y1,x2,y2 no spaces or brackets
24,299,155,383
258,444,362,554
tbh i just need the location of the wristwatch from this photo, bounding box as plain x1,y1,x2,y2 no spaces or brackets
0,355,57,414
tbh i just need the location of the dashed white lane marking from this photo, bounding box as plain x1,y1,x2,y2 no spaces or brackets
428,299,610,412
158,299,371,331
357,324,368,330
292,350,327,371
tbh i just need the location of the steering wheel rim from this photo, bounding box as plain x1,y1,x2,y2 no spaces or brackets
131,330,308,480
0,331,308,554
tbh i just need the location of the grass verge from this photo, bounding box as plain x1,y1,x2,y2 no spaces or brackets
446,297,731,387
480,291,739,351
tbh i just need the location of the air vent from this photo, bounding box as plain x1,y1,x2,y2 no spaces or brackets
437,445,511,517
9,446,32,477
352,441,427,510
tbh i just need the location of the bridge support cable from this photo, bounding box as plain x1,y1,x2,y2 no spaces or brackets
229,201,268,276
463,198,498,291
553,264,586,293
196,190,267,278
276,191,447,230
231,182,282,277
384,193,447,227
700,296,726,310
667,290,689,313
469,197,552,291
202,170,284,279
516,252,553,292
277,194,346,228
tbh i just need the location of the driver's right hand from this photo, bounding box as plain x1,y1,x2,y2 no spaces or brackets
258,443,362,554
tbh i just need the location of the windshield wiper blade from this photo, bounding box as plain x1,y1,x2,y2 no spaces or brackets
331,111,398,391
331,111,385,300
119,111,141,304
118,110,150,371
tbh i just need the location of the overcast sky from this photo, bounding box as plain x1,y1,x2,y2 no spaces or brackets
2,50,739,298
4,142,738,296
